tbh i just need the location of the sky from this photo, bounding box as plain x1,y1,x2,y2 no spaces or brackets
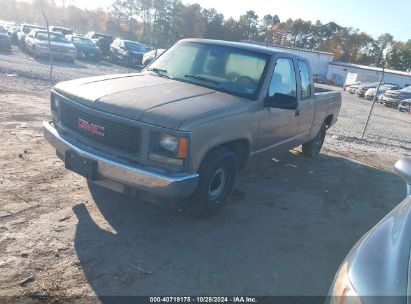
68,0,410,41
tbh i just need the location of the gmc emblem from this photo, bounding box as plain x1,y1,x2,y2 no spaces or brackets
77,118,105,136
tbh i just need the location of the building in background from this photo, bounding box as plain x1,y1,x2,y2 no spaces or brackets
327,62,411,87
243,40,411,88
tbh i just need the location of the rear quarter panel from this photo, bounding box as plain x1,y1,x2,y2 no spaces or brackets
307,91,341,141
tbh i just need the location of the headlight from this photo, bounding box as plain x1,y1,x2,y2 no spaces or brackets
331,263,363,304
159,134,179,153
51,94,59,111
51,94,59,122
149,133,189,166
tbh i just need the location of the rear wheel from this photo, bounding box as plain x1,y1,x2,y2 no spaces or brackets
184,147,238,218
302,122,326,157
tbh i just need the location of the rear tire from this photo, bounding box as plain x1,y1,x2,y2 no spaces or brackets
184,147,238,218
302,123,326,157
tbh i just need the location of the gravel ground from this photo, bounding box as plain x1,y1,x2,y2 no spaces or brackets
0,47,410,301
328,89,411,151
0,46,135,96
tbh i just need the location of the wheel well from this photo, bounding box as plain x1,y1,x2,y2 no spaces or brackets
324,115,333,129
202,140,250,170
220,139,250,170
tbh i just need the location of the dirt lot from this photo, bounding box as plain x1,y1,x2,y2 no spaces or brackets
0,47,410,300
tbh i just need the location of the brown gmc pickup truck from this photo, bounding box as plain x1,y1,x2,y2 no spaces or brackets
43,39,341,217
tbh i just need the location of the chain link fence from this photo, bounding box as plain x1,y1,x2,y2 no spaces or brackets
320,83,411,152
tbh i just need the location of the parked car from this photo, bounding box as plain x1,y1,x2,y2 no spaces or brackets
67,35,101,61
109,39,149,67
364,84,399,101
142,48,166,67
17,23,44,51
383,86,411,108
25,30,76,62
3,23,19,45
347,83,365,94
398,99,411,113
49,26,73,36
343,81,362,91
43,39,342,217
84,32,113,57
0,25,11,51
328,157,411,303
355,82,380,97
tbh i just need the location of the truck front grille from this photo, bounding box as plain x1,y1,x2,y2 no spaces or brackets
60,100,141,155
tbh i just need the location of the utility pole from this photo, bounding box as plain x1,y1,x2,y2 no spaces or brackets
42,12,53,84
361,65,385,139
62,0,66,26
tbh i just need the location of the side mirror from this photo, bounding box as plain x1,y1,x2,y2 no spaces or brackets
394,157,411,196
264,93,298,110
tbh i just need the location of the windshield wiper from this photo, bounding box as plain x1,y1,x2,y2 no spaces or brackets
146,68,172,79
184,74,220,85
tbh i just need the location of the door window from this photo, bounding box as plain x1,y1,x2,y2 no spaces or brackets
298,60,312,99
269,58,297,97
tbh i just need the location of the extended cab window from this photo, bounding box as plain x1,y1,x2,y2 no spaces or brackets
298,60,312,99
269,58,297,97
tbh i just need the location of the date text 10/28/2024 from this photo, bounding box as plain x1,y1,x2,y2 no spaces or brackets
149,297,257,303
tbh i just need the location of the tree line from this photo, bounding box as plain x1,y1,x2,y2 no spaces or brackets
1,0,410,72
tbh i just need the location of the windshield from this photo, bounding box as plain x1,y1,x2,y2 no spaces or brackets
146,42,269,99
124,41,147,52
36,32,68,43
53,28,72,35
94,34,110,40
72,37,95,46
23,25,42,33
380,85,397,90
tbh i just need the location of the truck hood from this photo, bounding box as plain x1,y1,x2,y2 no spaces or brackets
346,196,411,298
54,73,248,130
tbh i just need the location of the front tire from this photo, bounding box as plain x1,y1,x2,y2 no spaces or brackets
185,147,238,218
302,123,326,157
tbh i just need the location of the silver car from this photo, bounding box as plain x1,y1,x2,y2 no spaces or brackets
25,29,76,62
364,84,399,101
328,157,411,303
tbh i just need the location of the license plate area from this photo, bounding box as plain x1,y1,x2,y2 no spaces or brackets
65,150,97,180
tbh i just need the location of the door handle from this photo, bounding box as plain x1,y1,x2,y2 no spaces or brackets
295,109,300,116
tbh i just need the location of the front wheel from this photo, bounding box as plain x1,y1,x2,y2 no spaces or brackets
302,123,326,157
184,147,238,218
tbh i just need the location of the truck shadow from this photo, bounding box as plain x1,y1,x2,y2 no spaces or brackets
72,151,404,298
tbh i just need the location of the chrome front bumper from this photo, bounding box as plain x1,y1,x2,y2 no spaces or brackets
43,121,199,199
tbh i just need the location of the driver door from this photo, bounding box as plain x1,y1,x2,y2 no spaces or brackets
257,57,301,154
